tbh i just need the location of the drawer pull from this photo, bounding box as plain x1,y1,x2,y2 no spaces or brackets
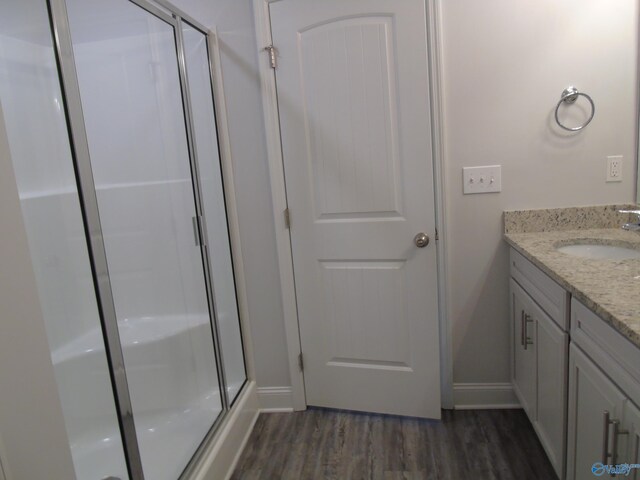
611,419,629,474
602,410,629,474
603,410,611,465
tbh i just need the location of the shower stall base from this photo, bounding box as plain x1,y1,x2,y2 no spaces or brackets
52,314,242,480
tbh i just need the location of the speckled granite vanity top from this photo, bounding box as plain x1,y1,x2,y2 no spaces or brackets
504,205,640,348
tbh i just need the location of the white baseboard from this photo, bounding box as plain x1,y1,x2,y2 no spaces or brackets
189,380,259,480
256,384,518,411
257,386,294,412
453,382,521,409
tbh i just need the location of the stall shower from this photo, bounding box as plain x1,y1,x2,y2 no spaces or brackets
0,0,247,478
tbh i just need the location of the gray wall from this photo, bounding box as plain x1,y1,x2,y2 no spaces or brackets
440,0,638,386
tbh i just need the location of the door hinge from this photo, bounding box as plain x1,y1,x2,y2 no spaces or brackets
435,228,439,242
284,208,291,229
298,352,304,371
264,45,277,69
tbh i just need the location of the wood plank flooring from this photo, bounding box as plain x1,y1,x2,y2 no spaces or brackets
231,408,557,480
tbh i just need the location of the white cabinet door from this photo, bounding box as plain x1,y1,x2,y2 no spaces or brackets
270,0,440,417
511,280,536,418
532,299,568,478
622,401,640,479
567,344,626,480
511,279,568,478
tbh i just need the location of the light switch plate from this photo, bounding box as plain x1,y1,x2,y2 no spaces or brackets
463,165,502,194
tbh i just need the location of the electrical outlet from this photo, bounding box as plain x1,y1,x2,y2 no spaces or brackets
606,155,623,182
463,165,502,194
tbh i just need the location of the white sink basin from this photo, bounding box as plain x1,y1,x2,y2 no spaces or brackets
557,243,640,260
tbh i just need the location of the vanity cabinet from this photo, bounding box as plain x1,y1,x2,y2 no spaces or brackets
510,249,570,478
509,246,640,479
567,299,640,480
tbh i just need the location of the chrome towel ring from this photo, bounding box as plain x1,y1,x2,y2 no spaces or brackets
554,86,595,132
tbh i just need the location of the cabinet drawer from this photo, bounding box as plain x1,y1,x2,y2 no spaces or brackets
571,299,640,405
510,248,570,331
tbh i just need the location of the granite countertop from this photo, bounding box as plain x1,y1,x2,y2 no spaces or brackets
503,205,640,349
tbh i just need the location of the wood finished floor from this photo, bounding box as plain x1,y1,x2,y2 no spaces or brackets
231,408,557,480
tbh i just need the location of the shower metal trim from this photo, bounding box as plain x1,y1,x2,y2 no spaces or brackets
171,24,251,478
153,0,209,33
173,15,231,414
177,16,251,410
182,16,250,408
202,26,250,408
129,0,174,24
46,0,145,478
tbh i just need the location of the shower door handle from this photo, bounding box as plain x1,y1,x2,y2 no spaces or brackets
192,216,201,246
192,215,207,247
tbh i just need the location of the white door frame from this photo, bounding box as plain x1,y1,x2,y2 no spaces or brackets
252,0,453,411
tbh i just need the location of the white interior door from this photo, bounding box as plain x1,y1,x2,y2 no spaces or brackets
270,0,441,418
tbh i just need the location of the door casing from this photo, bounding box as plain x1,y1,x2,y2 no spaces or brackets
252,0,452,411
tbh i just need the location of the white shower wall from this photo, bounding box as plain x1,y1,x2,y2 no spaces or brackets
0,36,98,352
73,33,205,322
0,22,208,361
0,9,129,478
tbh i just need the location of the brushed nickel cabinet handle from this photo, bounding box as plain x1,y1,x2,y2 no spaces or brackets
611,419,629,474
524,313,534,350
601,411,629,473
603,410,611,465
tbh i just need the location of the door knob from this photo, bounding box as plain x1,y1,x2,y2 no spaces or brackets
414,232,430,248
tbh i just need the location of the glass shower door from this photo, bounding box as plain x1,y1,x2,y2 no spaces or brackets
180,22,247,404
66,1,223,478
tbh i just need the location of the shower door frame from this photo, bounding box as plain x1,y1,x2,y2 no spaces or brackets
46,0,249,478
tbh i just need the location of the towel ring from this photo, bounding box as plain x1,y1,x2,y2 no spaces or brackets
554,86,595,132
